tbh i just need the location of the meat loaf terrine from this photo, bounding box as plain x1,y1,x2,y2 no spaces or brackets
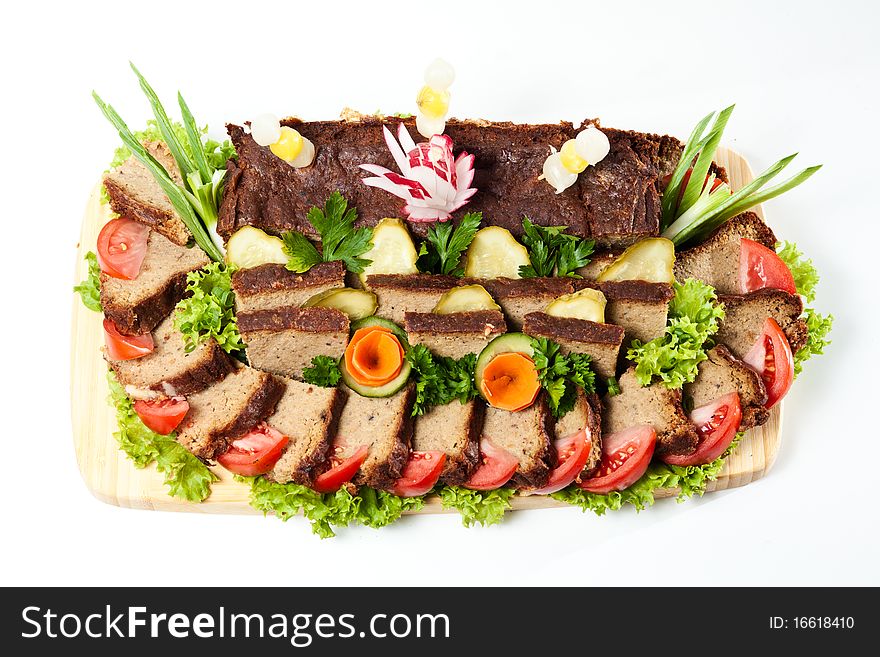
522,311,625,379
411,399,483,485
231,260,346,314
404,310,507,360
482,393,555,489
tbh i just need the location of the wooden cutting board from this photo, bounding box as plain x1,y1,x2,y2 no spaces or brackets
70,146,782,515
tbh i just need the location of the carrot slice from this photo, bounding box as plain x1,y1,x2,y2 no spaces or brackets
479,352,541,411
344,326,405,387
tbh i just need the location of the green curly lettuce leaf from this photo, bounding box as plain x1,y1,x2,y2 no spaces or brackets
107,370,216,501
73,251,102,312
438,486,516,527
776,241,820,303
794,309,833,377
174,262,244,355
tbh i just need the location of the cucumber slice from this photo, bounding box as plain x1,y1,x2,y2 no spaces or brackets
341,315,412,397
474,332,536,402
350,316,409,345
545,288,607,323
463,227,530,279
226,226,289,269
596,237,675,283
303,288,378,320
361,218,419,281
433,284,501,314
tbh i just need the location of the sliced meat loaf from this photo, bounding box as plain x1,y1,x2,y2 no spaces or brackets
237,307,350,380
108,316,234,397
364,274,458,325
553,389,603,479
231,261,346,313
404,310,506,359
522,312,624,379
470,277,574,330
411,400,483,485
333,384,417,491
582,280,675,346
266,377,347,485
100,229,209,335
103,141,190,246
602,367,698,456
674,212,778,294
684,345,769,429
176,367,285,460
482,394,554,489
716,290,808,359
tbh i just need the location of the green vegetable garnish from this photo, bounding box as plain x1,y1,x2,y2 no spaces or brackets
174,262,244,355
281,191,373,274
529,337,596,417
302,355,343,388
794,309,833,377
606,376,621,396
73,251,102,312
776,241,820,303
417,211,482,276
518,217,594,278
406,345,479,416
439,486,516,527
628,279,725,388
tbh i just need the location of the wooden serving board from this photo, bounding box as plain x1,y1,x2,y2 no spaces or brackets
70,147,782,515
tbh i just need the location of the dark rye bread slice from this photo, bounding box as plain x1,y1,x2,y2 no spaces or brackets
482,394,555,489
365,273,458,325
100,229,209,335
108,316,234,397
468,277,574,330
411,400,484,485
218,117,676,245
684,345,769,429
522,312,624,379
333,384,417,491
237,307,350,380
266,377,347,485
404,310,506,359
552,389,603,480
103,141,191,246
576,280,674,346
231,261,346,313
674,212,778,294
176,367,285,460
602,367,698,456
716,290,808,359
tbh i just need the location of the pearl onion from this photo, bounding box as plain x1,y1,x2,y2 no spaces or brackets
251,113,281,147
542,151,578,194
288,137,316,168
424,58,455,91
575,125,610,165
416,113,446,139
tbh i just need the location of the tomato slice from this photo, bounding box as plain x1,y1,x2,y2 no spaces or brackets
663,392,742,466
133,397,190,435
312,444,370,494
739,238,797,295
103,318,154,360
743,317,794,408
96,217,150,280
525,429,592,495
578,425,656,494
391,451,447,497
463,439,519,490
217,424,289,477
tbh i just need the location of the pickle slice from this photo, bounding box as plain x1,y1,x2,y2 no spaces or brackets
463,227,530,279
361,217,419,280
545,288,607,323
226,226,288,269
596,238,675,283
433,285,501,314
303,288,378,320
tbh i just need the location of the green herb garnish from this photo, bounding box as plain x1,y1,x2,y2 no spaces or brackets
405,345,479,416
518,216,594,278
529,337,596,417
73,251,102,312
417,211,482,276
776,241,820,303
794,309,833,377
606,376,621,396
302,355,343,388
438,486,516,527
174,262,244,355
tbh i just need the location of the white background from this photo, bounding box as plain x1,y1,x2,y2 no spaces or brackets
1,0,877,587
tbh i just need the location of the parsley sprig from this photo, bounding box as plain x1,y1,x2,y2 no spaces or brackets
518,217,595,278
282,192,373,274
302,356,343,388
417,212,482,276
529,338,596,417
405,345,479,416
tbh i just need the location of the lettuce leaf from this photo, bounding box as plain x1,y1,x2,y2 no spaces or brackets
174,262,244,355
794,309,833,377
552,435,740,514
107,370,216,501
73,251,102,312
776,241,820,302
628,279,725,388
439,486,515,527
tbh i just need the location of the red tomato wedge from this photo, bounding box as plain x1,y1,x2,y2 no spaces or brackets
739,238,797,295
97,217,149,280
391,451,447,497
578,425,656,494
103,318,154,360
743,317,794,409
663,392,742,466
217,424,290,477
463,439,519,490
313,444,369,494
525,429,592,495
134,397,190,435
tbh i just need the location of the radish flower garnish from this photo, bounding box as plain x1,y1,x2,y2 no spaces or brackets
360,124,476,223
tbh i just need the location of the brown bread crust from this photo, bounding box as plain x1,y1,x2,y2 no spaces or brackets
403,310,506,334
522,312,625,344
576,279,676,303
231,261,345,296
237,306,349,333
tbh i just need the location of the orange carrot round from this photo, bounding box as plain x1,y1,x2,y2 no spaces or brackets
344,326,405,387
479,352,540,411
